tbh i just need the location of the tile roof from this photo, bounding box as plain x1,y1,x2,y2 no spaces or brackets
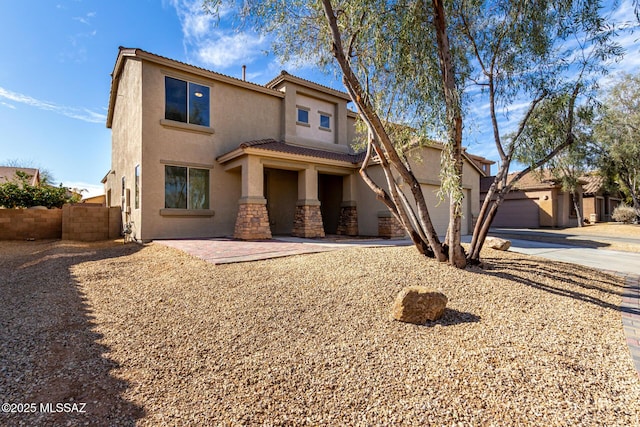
480,171,559,193
481,170,595,193
581,174,605,195
223,139,365,164
116,47,274,93
265,71,352,101
0,167,40,186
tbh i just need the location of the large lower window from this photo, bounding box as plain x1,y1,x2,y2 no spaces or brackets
165,166,210,209
165,77,210,127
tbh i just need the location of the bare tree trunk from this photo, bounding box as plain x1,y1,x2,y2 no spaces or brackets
321,0,448,262
571,189,584,227
431,0,466,268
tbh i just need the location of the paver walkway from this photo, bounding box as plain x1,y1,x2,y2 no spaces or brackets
158,236,412,265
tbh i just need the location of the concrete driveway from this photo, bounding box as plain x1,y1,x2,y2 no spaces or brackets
486,228,640,276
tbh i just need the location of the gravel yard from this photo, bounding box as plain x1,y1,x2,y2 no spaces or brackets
1,239,639,426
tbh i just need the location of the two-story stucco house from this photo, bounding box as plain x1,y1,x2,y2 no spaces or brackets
103,47,490,242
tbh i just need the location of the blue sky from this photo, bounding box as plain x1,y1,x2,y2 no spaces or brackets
0,0,638,197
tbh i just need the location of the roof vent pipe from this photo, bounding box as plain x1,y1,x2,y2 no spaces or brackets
242,65,246,81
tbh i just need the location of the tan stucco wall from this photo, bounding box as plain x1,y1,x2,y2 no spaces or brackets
107,58,282,240
106,58,143,238
355,146,480,236
106,53,482,240
280,82,351,153
294,93,336,145
141,62,282,239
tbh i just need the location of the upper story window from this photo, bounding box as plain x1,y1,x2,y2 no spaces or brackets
319,113,331,130
165,76,210,127
297,106,310,125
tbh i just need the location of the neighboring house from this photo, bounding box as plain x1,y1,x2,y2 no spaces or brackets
480,171,584,228
581,174,622,223
0,167,40,186
81,194,107,206
103,47,488,241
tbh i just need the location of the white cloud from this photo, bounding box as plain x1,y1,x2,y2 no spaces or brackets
196,32,265,68
72,11,96,25
167,0,268,71
0,87,106,124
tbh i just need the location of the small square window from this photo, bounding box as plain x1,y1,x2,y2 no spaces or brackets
297,108,309,124
320,114,330,129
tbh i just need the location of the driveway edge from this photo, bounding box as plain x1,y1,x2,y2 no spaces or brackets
613,271,640,380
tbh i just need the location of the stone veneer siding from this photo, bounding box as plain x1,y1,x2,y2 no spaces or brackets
234,202,272,240
292,203,325,238
377,211,406,238
336,203,358,236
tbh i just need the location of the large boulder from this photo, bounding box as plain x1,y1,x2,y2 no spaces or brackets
484,236,511,251
391,287,448,324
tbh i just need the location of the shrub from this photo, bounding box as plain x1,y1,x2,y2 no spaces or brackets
0,172,77,209
611,204,639,224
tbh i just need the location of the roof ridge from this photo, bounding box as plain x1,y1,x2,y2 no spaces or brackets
122,47,276,92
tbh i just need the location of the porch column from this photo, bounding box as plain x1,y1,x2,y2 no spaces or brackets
337,173,358,236
292,167,325,238
234,156,272,240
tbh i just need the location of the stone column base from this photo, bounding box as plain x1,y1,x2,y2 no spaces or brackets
337,202,358,236
292,201,325,238
378,211,406,238
234,199,272,240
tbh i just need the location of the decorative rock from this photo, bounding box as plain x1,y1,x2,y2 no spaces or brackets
391,286,448,324
485,236,511,251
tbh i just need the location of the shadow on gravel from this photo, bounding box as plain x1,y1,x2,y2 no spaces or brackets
0,240,145,426
427,308,481,327
490,231,611,250
478,255,640,316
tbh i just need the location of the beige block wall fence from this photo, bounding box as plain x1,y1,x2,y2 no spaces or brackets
0,205,121,241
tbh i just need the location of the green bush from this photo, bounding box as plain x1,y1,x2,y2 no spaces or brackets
0,172,78,209
611,204,639,224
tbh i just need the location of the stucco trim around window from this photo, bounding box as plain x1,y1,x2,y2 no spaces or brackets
159,159,215,169
296,105,310,126
160,119,215,135
159,209,215,217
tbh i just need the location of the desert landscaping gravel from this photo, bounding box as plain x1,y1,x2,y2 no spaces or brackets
1,239,639,426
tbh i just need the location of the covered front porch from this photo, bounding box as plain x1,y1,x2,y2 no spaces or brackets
216,139,363,240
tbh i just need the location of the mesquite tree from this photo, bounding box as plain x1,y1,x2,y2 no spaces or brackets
205,0,622,267
462,0,622,261
594,73,640,219
515,95,597,227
